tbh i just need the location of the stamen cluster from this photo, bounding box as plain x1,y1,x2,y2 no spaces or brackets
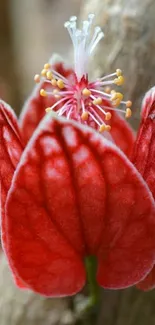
34,14,132,133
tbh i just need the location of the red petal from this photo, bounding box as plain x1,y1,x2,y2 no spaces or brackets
132,87,155,180
3,115,155,296
84,123,155,288
101,99,135,158
141,86,155,121
13,276,29,289
0,101,27,289
110,111,135,158
19,60,73,145
132,87,155,290
0,100,23,215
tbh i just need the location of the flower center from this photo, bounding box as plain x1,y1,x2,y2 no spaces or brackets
34,14,132,133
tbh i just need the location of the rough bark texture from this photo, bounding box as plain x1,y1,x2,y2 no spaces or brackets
80,0,155,129
96,289,155,325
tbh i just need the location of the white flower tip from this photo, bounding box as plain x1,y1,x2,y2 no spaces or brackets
64,21,70,28
70,16,77,22
64,13,104,80
95,26,101,33
88,13,95,21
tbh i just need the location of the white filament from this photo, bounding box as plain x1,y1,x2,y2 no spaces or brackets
64,14,104,80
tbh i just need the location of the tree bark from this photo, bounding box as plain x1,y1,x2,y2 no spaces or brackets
96,288,155,325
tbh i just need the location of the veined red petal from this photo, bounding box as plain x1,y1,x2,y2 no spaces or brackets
110,111,135,158
0,100,23,216
132,87,155,179
19,60,73,145
132,87,155,290
19,82,55,145
84,122,155,288
0,100,27,289
3,114,155,295
141,86,155,121
93,98,135,158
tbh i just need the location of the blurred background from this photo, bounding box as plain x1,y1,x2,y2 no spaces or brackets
1,0,155,324
0,0,82,114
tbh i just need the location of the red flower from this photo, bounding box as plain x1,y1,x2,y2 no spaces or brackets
1,14,155,297
132,87,155,290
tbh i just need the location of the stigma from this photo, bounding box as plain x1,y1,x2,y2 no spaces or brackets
34,14,132,133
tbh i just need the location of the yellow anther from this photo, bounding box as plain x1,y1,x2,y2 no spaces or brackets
116,92,123,100
113,98,121,107
105,125,111,132
51,79,57,87
126,100,132,108
46,71,53,80
105,112,112,121
126,108,132,118
111,92,117,101
111,92,123,102
41,69,48,77
81,111,89,121
44,63,50,69
82,88,91,96
113,78,118,85
93,97,102,105
40,89,47,97
114,76,124,86
104,86,111,94
99,124,106,133
118,76,124,85
116,69,122,77
34,74,40,83
57,79,65,89
111,90,116,95
45,107,52,113
93,99,97,105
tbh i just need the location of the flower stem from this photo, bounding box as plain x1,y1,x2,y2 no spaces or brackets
85,256,99,307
